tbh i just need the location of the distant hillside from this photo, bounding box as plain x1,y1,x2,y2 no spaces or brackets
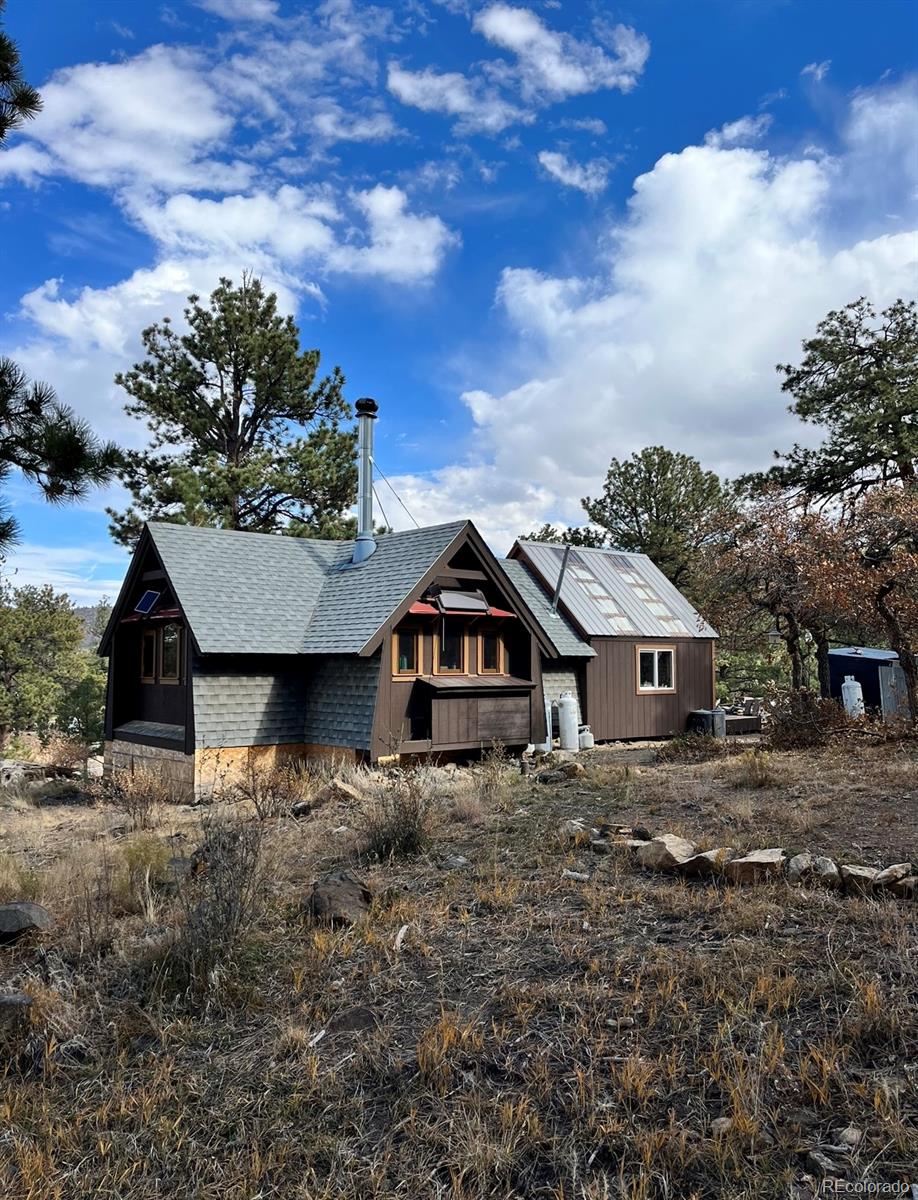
74,605,108,650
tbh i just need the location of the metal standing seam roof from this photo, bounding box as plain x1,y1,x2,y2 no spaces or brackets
498,559,595,658
513,541,718,640
146,519,469,657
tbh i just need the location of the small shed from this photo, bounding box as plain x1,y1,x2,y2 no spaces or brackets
828,647,910,721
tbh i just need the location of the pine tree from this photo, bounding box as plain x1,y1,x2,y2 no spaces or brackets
0,0,41,144
108,276,357,545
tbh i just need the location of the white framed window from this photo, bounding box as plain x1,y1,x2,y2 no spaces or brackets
636,646,675,693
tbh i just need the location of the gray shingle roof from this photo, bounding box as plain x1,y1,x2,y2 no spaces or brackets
147,519,467,657
498,559,594,658
513,541,717,640
302,521,467,653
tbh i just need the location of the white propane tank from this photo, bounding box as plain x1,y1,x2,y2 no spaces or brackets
558,692,579,751
841,674,865,717
578,725,595,751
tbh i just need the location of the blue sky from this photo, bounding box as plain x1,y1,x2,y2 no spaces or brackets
1,0,916,603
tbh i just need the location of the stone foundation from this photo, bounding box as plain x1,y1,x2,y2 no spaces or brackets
104,739,195,799
106,739,362,802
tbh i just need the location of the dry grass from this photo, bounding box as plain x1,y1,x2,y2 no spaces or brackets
0,744,915,1199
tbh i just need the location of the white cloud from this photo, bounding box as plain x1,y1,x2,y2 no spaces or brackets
311,101,399,143
556,116,607,135
194,0,279,20
473,4,649,100
1,542,129,606
801,60,831,82
538,149,610,194
377,81,918,546
329,185,459,282
387,63,529,134
11,44,251,192
704,113,773,148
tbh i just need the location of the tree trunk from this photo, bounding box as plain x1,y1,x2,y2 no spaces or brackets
784,612,805,690
813,631,831,699
876,584,918,723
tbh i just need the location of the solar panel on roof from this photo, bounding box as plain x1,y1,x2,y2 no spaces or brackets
436,589,489,613
135,590,161,615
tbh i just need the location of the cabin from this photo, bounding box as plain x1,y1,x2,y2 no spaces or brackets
502,541,718,741
99,400,719,798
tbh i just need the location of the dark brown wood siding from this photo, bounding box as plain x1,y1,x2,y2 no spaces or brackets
583,637,715,740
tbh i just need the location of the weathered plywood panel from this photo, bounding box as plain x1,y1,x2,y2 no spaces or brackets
478,696,530,741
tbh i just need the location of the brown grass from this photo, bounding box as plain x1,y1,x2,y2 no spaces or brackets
0,743,915,1198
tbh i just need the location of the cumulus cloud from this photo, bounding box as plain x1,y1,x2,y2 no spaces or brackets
377,81,918,548
387,63,528,134
3,45,251,192
704,113,773,148
801,60,831,82
473,3,649,100
0,541,130,606
538,150,610,194
329,185,460,281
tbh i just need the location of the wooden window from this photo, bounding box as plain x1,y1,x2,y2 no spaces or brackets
636,646,675,693
393,627,420,676
478,629,502,674
141,630,156,682
436,618,465,674
141,623,183,684
160,623,182,683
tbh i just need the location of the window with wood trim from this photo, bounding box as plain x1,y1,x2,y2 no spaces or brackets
393,627,420,676
435,618,465,674
636,646,675,693
140,623,183,684
141,629,157,682
478,628,503,674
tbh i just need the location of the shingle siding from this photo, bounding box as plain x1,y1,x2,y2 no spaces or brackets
193,658,307,748
542,662,584,727
302,655,380,751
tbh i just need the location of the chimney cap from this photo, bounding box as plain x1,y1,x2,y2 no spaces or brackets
355,397,378,417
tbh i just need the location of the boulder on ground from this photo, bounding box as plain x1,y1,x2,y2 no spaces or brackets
724,848,786,885
889,875,917,900
557,760,586,779
710,1117,733,1138
680,847,737,877
873,862,913,890
637,834,697,871
306,872,373,926
558,818,587,845
0,902,54,945
537,770,566,785
840,864,878,894
786,852,840,888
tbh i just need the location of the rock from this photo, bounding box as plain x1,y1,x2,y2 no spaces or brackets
552,750,578,763
558,819,587,845
632,825,653,842
840,864,878,894
873,862,912,890
561,868,590,882
0,990,32,1030
805,1148,844,1177
787,853,840,888
0,902,54,945
724,848,786,884
637,834,697,871
589,839,610,855
290,800,313,819
680,847,737,877
710,1117,733,1138
557,761,586,779
889,875,917,900
837,1126,862,1148
306,872,373,926
537,770,565,784
439,854,470,871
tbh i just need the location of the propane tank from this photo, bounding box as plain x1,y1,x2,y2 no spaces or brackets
578,725,594,751
841,675,865,717
558,692,579,751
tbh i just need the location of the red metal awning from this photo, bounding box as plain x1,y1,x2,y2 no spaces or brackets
407,601,517,618
408,601,439,615
487,608,516,619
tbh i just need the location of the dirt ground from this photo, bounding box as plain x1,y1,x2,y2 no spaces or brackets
0,741,915,1200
